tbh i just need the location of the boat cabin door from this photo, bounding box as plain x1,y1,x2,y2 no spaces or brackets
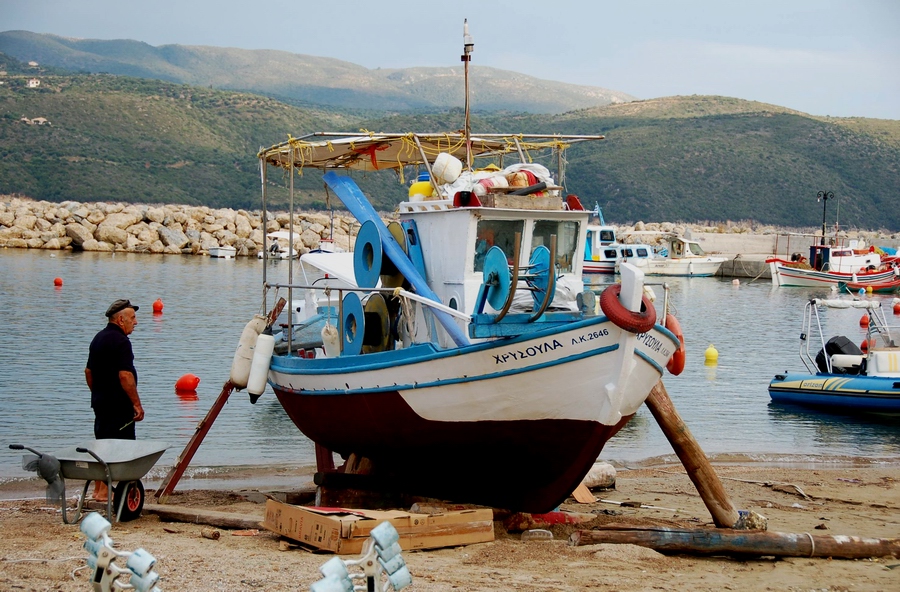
672,239,684,258
809,245,829,271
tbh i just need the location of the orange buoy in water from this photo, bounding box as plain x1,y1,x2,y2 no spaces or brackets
860,314,869,327
152,298,164,313
53,277,63,286
175,389,199,401
175,373,200,391
893,302,900,315
861,339,875,353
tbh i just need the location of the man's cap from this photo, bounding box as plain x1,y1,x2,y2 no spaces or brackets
106,299,139,318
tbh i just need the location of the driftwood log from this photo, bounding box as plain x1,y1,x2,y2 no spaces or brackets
143,503,262,530
569,525,900,559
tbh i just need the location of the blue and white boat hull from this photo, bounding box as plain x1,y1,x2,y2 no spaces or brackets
768,373,900,412
269,317,679,511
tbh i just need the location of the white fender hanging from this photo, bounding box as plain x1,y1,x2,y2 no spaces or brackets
247,331,276,396
230,315,267,389
321,322,340,357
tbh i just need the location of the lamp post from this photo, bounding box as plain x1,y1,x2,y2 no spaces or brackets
816,191,834,246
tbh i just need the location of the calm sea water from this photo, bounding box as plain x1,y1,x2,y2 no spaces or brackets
2,249,898,486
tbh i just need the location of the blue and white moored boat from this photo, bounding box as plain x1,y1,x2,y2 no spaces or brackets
244,130,684,512
769,298,900,413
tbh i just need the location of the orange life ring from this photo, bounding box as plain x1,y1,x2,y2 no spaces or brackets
664,313,686,375
599,283,657,334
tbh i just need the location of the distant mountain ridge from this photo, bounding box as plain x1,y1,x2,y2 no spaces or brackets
0,30,634,113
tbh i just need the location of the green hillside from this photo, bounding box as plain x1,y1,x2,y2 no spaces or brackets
0,71,364,208
1,63,898,230
541,97,900,229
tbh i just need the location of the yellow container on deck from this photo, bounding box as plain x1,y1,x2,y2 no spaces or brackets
409,181,433,198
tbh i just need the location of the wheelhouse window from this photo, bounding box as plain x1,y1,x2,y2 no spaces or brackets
687,242,706,256
474,219,525,272
598,229,615,243
532,220,580,273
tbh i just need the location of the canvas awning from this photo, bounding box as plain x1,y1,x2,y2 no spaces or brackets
258,131,604,173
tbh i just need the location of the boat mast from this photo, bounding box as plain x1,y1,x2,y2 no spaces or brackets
462,19,474,171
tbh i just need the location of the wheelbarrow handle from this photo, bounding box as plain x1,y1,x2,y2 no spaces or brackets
9,444,43,456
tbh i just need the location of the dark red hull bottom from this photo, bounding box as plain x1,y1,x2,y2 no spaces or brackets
274,388,631,513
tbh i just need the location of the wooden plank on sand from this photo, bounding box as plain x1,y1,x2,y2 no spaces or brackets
143,503,262,530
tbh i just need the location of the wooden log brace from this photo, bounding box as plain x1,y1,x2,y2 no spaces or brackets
568,526,900,559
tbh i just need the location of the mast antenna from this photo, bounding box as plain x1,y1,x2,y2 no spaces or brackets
462,19,474,171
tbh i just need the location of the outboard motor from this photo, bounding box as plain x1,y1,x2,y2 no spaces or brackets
815,335,863,373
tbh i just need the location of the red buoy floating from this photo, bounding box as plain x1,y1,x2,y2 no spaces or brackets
893,302,900,315
175,389,199,402
861,338,875,354
175,373,200,391
152,298,164,314
860,314,869,327
53,277,63,287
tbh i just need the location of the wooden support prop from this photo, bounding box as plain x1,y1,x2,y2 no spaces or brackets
154,380,235,503
568,525,900,559
154,298,286,503
644,381,742,529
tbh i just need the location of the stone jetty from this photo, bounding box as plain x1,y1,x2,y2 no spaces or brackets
2,196,895,274
0,197,359,256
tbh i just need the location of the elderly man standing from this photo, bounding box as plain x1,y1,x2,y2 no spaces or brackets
85,299,145,501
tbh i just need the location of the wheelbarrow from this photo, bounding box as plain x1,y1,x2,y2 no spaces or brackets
10,439,168,524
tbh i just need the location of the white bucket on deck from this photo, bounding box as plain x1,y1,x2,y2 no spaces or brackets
247,332,275,396
230,314,267,388
432,152,462,184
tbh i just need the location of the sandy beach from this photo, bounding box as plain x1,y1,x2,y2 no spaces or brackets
1,460,897,591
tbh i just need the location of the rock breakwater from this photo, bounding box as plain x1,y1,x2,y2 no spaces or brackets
0,197,358,256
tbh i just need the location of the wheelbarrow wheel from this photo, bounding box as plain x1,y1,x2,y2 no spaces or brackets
113,480,145,522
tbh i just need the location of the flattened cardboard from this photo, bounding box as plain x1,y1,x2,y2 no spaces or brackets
262,500,494,554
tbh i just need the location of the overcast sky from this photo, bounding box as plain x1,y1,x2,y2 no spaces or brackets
3,0,898,119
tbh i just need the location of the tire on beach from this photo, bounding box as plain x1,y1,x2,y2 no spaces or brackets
113,480,145,522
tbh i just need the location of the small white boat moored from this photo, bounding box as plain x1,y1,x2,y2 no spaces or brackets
627,234,726,277
208,245,237,258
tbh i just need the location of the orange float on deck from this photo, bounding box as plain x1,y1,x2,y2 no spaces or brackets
152,298,164,313
175,373,200,391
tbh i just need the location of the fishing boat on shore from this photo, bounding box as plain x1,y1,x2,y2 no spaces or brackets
767,243,896,288
768,298,900,413
243,128,684,512
234,23,688,510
